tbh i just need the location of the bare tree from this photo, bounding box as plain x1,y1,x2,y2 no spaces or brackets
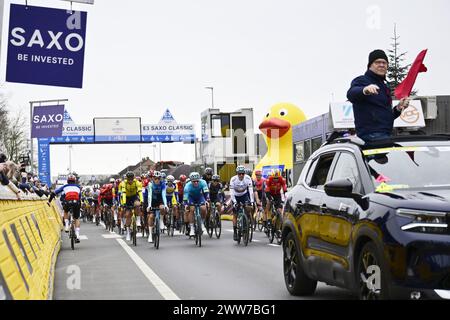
1,111,28,163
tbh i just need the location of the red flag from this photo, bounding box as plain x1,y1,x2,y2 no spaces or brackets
394,49,428,99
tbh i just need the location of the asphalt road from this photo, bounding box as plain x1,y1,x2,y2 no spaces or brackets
53,220,356,300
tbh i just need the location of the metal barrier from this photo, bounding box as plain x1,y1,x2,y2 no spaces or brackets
0,186,62,300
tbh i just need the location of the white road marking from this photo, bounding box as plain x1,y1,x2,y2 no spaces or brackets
100,221,106,228
116,239,180,300
252,239,260,242
268,244,280,247
102,234,122,239
226,229,234,232
79,235,88,240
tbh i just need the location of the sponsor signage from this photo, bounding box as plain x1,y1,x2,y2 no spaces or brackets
329,101,425,129
31,105,65,138
262,165,285,179
6,4,87,88
94,117,142,142
142,109,195,143
38,139,51,186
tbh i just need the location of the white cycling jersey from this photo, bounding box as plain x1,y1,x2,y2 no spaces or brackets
229,175,254,203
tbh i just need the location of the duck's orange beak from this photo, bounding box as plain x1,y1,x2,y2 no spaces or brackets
259,118,291,139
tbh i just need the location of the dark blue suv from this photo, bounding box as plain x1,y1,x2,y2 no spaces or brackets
282,135,450,299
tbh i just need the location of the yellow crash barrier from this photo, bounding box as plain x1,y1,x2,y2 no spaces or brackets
0,186,63,300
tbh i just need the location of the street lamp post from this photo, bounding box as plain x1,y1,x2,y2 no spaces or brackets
69,145,73,173
205,87,214,109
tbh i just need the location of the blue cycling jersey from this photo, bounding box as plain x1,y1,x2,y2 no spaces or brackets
183,180,209,201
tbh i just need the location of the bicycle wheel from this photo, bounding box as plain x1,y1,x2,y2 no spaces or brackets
270,218,275,244
237,213,242,245
243,215,249,246
154,217,160,249
249,214,254,243
196,209,202,247
70,227,75,250
207,209,214,238
274,214,282,245
132,214,137,246
169,210,175,237
214,212,222,239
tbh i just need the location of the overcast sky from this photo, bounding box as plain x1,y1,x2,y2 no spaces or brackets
1,0,449,176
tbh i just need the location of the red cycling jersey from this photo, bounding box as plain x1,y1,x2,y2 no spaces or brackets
176,181,185,197
254,177,265,192
264,176,287,196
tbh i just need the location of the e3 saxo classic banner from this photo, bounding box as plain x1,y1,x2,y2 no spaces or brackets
6,4,87,88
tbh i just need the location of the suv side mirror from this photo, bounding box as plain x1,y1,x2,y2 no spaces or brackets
324,179,369,210
324,179,354,198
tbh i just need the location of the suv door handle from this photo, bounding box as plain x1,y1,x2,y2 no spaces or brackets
296,201,303,209
320,204,328,214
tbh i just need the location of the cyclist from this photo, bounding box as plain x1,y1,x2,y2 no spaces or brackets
142,173,151,237
48,174,82,243
253,169,266,219
114,179,123,231
146,171,167,243
119,171,143,241
92,185,101,223
229,165,254,241
176,174,188,232
183,172,209,237
207,174,225,225
85,187,96,222
99,178,116,226
202,167,213,185
165,175,180,233
160,172,167,183
264,169,287,229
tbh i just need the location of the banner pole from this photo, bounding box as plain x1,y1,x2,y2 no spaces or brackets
30,102,34,173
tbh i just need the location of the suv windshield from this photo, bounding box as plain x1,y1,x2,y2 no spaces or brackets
364,145,450,191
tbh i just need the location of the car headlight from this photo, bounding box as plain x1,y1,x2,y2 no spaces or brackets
396,209,448,234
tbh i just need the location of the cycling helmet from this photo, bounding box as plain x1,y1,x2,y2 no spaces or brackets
167,175,175,183
245,168,253,176
148,170,154,178
189,172,201,181
109,178,115,183
179,174,187,182
255,170,262,176
212,174,220,181
115,179,121,184
236,165,246,174
271,169,282,178
204,167,213,175
153,171,162,178
126,171,135,179
161,172,167,179
67,174,76,183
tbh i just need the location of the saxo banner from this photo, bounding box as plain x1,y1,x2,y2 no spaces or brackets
6,4,88,88
32,105,65,138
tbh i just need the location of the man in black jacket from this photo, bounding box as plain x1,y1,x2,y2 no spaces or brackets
347,49,410,142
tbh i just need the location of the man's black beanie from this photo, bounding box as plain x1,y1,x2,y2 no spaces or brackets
368,49,388,68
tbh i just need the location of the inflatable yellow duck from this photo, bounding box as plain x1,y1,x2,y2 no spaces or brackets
255,102,307,171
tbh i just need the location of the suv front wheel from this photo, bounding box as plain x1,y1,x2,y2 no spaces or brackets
283,232,317,295
356,241,390,300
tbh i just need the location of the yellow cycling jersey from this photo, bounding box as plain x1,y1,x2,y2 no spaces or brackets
165,182,178,195
119,179,143,203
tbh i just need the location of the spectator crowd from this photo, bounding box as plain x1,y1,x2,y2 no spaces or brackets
0,152,50,199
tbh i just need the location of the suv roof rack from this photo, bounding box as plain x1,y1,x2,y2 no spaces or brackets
324,131,365,147
324,131,450,150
